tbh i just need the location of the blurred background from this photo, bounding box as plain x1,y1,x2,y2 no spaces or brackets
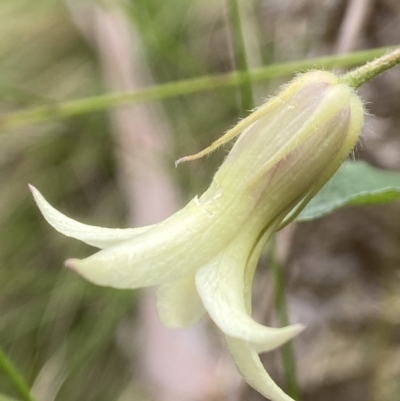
1,0,400,401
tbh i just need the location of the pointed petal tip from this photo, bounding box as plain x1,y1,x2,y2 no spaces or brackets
28,184,37,195
249,323,306,354
226,336,297,401
65,258,80,271
274,322,306,343
65,258,99,286
290,323,306,340
293,323,306,334
29,184,42,201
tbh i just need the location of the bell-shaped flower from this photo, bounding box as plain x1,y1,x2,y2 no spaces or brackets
30,70,364,401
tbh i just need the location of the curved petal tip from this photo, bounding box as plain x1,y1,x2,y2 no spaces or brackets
65,258,80,271
29,185,145,249
250,323,305,353
65,258,92,282
286,323,305,336
29,184,40,198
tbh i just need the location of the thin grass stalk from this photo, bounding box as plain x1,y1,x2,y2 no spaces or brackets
269,236,302,401
228,0,254,112
0,46,394,132
0,346,37,401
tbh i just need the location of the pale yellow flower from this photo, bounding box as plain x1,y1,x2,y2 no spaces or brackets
30,71,364,401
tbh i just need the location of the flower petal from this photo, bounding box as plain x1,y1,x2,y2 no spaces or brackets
30,185,149,249
156,271,206,328
195,225,303,351
64,190,245,289
226,335,295,401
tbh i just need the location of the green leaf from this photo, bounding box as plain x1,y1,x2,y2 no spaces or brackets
297,161,400,221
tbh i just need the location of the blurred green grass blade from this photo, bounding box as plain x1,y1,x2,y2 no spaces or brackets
0,394,22,401
0,346,37,401
297,161,400,221
0,84,52,106
229,0,254,112
0,46,394,131
56,291,133,399
269,236,302,400
128,1,208,77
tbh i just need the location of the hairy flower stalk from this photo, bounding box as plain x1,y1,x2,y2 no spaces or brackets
31,70,364,401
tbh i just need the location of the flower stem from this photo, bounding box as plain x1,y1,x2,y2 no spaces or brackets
0,46,394,132
269,236,302,401
0,346,37,401
228,0,254,112
341,48,400,89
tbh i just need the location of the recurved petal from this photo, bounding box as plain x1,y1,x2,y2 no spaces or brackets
156,271,206,328
30,185,150,249
226,335,295,401
63,193,235,289
195,225,303,352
